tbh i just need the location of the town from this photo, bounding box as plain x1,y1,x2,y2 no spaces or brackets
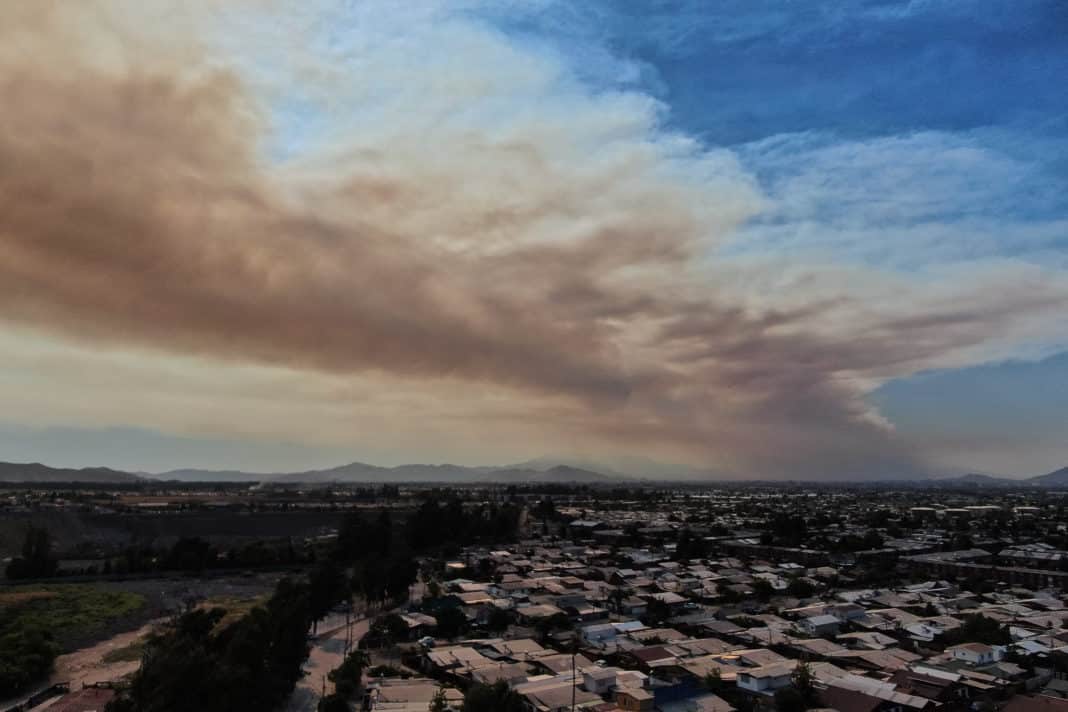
4,482,1068,712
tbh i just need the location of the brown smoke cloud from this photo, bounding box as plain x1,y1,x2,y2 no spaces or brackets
2,1,1066,478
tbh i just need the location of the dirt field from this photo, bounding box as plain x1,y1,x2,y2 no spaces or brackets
49,619,162,690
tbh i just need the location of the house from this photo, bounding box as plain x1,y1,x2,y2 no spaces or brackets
736,661,795,694
818,684,929,712
838,632,899,650
485,638,546,661
816,670,931,712
628,645,678,671
534,653,595,676
622,597,649,617
582,622,618,646
514,676,604,712
658,692,736,712
1002,695,1068,712
889,666,973,709
648,591,690,613
616,687,655,712
399,612,438,640
947,643,996,666
799,614,841,637
368,679,464,712
470,662,531,686
569,520,604,536
424,645,495,677
515,603,565,623
583,665,621,695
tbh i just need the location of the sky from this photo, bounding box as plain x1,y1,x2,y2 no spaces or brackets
0,0,1066,479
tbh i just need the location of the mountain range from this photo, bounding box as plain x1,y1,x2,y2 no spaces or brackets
156,461,621,484
2,458,1068,486
0,461,142,483
933,466,1068,488
0,459,623,484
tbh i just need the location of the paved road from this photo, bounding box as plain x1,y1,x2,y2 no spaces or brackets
284,579,431,712
284,615,370,712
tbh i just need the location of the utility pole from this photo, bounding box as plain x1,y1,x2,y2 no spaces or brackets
571,635,577,712
344,604,352,656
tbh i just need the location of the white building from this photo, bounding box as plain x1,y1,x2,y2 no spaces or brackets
736,662,795,694
948,643,996,666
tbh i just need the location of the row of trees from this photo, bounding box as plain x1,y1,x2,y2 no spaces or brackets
5,527,310,581
405,497,522,552
4,525,59,579
309,497,524,619
7,494,520,583
106,578,312,712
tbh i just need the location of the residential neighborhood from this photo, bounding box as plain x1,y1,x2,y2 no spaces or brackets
338,485,1068,712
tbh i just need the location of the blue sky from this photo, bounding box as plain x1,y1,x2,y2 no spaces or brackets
1,0,1066,477
499,0,1068,475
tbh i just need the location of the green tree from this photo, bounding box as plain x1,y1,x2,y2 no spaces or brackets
435,607,468,639
786,578,815,598
461,681,524,712
367,613,408,648
774,686,806,712
0,622,60,697
318,694,349,712
162,537,215,572
309,560,348,628
704,667,723,692
644,598,671,625
329,650,369,698
486,607,511,632
106,578,311,712
942,614,1012,646
5,525,58,579
429,687,449,712
793,660,816,703
752,579,774,601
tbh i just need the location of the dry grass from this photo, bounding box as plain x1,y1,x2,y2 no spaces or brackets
200,594,269,632
102,638,148,664
0,590,58,608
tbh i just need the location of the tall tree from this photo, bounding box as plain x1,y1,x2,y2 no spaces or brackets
461,681,524,712
429,687,449,712
5,525,58,579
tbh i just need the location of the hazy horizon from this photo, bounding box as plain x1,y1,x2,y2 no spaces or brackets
0,425,1062,482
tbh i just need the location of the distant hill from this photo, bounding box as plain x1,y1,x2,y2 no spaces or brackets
933,472,1017,487
150,460,623,484
155,468,267,483
1028,466,1068,487
929,466,1068,488
269,462,619,484
17,454,1065,486
513,455,728,480
0,461,142,483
